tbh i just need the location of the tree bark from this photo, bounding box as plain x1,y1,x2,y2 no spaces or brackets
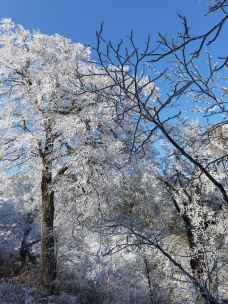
164,181,212,303
182,213,206,304
143,254,154,304
40,171,56,290
39,118,56,291
182,213,204,278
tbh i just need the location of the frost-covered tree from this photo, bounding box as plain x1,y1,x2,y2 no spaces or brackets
92,1,228,303
0,18,116,290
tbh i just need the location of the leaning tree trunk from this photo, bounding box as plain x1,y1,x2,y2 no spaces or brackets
178,203,215,304
39,118,56,291
165,180,213,304
182,212,206,304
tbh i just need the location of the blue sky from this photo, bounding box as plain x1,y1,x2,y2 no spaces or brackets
0,0,226,126
0,0,221,48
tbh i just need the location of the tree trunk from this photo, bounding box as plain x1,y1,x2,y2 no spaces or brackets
183,213,205,304
39,117,56,291
182,213,204,278
165,183,209,303
40,170,56,290
143,255,154,304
